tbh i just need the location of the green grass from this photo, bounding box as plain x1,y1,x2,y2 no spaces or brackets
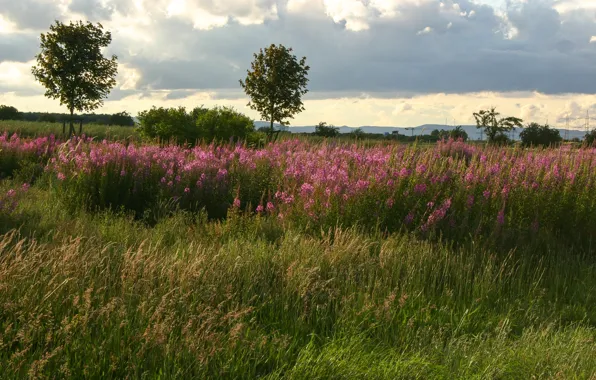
0,183,595,378
0,120,139,141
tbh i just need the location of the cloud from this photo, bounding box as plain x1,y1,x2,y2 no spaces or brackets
2,0,596,128
0,0,63,30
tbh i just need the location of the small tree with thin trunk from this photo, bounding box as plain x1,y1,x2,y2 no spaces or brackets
240,44,309,142
473,107,523,144
32,21,118,137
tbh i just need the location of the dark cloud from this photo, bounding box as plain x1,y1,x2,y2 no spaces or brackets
0,33,39,61
0,0,62,30
2,0,596,96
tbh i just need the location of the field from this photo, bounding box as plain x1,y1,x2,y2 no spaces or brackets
1,125,596,378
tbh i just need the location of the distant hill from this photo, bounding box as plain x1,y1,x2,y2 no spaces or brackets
254,121,587,141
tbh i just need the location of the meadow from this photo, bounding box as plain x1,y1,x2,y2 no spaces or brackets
1,126,596,378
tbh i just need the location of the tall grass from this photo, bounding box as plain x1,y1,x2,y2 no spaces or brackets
0,187,595,378
0,120,139,141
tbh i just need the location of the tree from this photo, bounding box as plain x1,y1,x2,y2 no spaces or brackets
350,128,365,139
240,44,310,142
450,126,468,141
519,123,562,147
31,21,118,137
109,111,135,126
473,107,523,143
314,122,339,138
584,129,596,147
0,105,21,120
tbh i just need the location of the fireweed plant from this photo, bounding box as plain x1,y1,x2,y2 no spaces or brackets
0,135,588,247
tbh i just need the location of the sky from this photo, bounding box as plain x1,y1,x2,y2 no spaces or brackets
1,0,596,129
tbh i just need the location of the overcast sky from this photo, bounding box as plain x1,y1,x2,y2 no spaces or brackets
1,0,596,128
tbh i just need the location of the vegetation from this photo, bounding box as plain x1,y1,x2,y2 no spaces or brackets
2,22,595,377
240,44,310,142
137,106,256,146
0,105,22,121
195,106,256,144
137,106,205,145
473,107,523,144
519,123,562,147
429,128,468,141
32,21,118,136
314,122,340,138
0,159,595,377
584,128,596,147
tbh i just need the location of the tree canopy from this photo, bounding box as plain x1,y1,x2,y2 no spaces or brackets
519,123,562,147
0,105,21,121
314,122,340,138
31,20,118,136
240,44,309,142
473,108,523,144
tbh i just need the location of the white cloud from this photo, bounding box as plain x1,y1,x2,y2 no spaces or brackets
416,26,433,35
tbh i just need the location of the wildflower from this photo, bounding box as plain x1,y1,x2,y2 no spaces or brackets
414,183,427,194
256,204,264,213
233,198,241,208
266,202,275,212
184,187,190,193
497,210,505,226
483,189,491,199
300,183,315,196
57,172,66,181
404,212,414,225
21,183,30,192
386,198,394,208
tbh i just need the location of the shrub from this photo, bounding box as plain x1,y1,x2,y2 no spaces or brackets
137,106,207,145
520,123,562,148
195,106,255,144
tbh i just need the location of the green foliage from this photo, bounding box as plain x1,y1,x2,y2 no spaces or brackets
519,123,562,147
350,128,365,139
137,106,205,145
31,21,118,136
314,122,340,138
37,113,58,123
108,111,135,127
473,107,523,143
240,44,310,141
584,129,596,147
450,126,468,141
137,106,254,145
195,106,255,143
0,105,22,121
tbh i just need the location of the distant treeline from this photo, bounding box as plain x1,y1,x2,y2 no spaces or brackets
0,105,135,127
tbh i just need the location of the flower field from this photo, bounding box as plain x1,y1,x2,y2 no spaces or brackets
1,131,596,378
4,133,594,246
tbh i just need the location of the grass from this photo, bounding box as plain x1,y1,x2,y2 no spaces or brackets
0,183,595,378
0,120,139,141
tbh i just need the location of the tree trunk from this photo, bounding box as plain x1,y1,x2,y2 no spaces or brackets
69,108,75,137
269,118,274,143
